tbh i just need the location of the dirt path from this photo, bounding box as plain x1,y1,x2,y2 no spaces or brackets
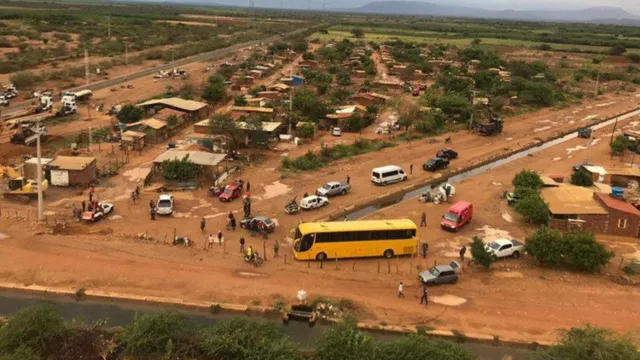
1,90,640,343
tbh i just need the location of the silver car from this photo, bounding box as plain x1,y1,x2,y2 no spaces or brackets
418,261,460,285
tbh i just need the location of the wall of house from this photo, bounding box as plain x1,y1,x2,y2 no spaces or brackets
604,208,640,237
67,162,97,187
549,214,608,233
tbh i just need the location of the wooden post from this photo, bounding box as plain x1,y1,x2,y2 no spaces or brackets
352,259,356,271
284,254,287,264
173,228,176,243
396,255,399,273
263,240,266,261
335,253,338,270
387,259,391,274
377,261,380,273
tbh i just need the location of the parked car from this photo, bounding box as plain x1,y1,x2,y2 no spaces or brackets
440,201,473,232
300,195,329,210
81,202,114,222
240,216,276,233
505,191,519,206
219,184,241,202
418,262,460,285
436,148,458,160
156,194,174,215
423,157,450,172
316,181,350,197
486,239,524,259
332,127,342,136
371,165,407,185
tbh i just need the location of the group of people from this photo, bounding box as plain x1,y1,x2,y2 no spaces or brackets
397,282,430,306
71,186,97,220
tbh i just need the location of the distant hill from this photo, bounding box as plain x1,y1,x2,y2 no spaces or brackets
345,1,640,24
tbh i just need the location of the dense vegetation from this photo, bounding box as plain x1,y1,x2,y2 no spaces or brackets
511,169,550,224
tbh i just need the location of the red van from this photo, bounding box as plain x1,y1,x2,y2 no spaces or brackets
441,201,473,232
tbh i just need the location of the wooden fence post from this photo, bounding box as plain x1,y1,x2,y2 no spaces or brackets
352,259,356,271
377,261,380,273
284,254,287,264
335,253,338,270
387,259,391,274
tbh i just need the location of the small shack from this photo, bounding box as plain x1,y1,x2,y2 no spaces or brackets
46,156,97,187
137,98,210,121
22,157,52,180
121,130,146,150
140,119,168,143
152,150,226,180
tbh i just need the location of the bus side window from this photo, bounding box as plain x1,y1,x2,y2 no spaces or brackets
355,231,370,241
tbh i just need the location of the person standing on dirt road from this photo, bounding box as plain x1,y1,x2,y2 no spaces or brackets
150,207,156,220
246,181,251,193
208,234,214,249
149,200,154,209
240,237,246,254
273,239,279,257
346,175,350,185
410,164,414,175
200,218,206,233
420,286,428,305
82,201,86,213
420,212,427,227
422,241,428,259
217,230,223,245
398,282,405,298
459,245,467,263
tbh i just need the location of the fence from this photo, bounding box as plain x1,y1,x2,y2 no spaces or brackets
0,206,68,224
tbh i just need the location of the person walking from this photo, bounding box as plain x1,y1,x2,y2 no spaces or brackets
217,230,223,245
422,241,428,259
273,239,279,257
398,282,405,298
246,181,251,193
240,237,246,254
88,191,93,204
420,212,427,227
81,200,86,213
410,163,414,175
135,185,140,199
149,200,154,209
200,218,206,233
208,234,214,249
420,286,428,305
150,206,156,220
346,175,350,184
459,245,467,263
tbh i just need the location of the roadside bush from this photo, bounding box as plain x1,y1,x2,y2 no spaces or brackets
198,318,300,360
532,325,640,360
122,311,197,357
0,304,66,356
116,104,143,124
526,228,613,272
628,53,640,64
1,346,40,360
281,140,394,172
162,154,199,181
610,134,632,155
571,169,594,187
609,44,627,56
470,236,493,268
373,335,475,360
515,194,549,224
281,150,326,172
9,71,40,89
512,169,543,190
297,122,315,138
315,317,374,360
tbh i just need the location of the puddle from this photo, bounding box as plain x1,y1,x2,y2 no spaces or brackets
191,199,214,211
260,181,292,200
108,215,122,221
237,271,267,278
580,114,598,121
493,271,525,279
174,212,193,218
0,233,8,240
552,157,561,161
491,182,502,186
596,101,616,107
565,145,586,154
475,225,511,242
533,126,551,133
501,213,513,223
43,211,56,216
431,294,467,306
122,167,151,183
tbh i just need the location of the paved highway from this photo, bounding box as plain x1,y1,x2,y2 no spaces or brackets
4,25,321,114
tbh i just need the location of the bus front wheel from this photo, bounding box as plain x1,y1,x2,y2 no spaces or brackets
316,252,327,261
383,249,394,259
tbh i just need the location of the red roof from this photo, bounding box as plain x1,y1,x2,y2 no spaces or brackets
448,201,472,213
595,193,640,215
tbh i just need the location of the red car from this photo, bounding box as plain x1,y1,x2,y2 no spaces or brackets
219,184,241,202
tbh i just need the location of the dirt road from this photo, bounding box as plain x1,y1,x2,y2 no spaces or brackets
1,90,640,343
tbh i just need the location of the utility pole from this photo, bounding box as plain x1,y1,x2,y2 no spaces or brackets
89,125,92,151
594,70,600,98
288,87,293,135
468,90,477,130
586,128,594,164
36,121,44,222
610,115,618,145
84,49,89,86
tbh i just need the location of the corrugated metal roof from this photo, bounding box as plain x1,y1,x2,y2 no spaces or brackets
236,121,282,132
143,118,167,130
541,185,608,215
232,106,274,113
153,150,226,167
137,98,208,112
595,192,640,215
604,167,640,177
24,158,53,165
122,130,146,138
48,156,96,171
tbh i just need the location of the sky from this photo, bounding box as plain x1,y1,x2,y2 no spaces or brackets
170,0,640,14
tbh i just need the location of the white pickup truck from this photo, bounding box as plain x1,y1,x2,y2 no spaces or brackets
485,239,525,259
316,181,350,197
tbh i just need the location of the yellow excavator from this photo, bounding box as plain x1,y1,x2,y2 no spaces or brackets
1,165,48,203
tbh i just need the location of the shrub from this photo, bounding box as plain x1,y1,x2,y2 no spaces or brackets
297,122,315,138
0,304,66,355
623,260,640,276
1,346,40,360
122,311,197,357
628,53,640,64
532,325,640,360
515,194,549,224
512,169,543,190
609,44,627,56
610,135,632,155
315,317,374,360
526,228,613,272
571,169,594,187
372,335,475,360
198,318,300,360
162,154,199,181
470,236,493,268
116,104,143,124
9,71,40,89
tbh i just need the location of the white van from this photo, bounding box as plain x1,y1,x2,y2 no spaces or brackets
371,165,407,185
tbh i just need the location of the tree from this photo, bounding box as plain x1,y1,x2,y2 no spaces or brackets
515,194,549,224
571,169,594,187
293,89,329,121
372,335,475,360
471,38,482,45
302,51,316,61
122,311,197,357
396,99,421,131
162,154,199,181
233,95,247,106
512,169,543,190
525,226,566,266
0,304,65,356
209,114,240,149
315,318,375,360
470,236,493,268
166,114,179,128
609,44,627,56
610,135,632,156
337,71,352,86
199,318,301,360
351,28,364,38
434,93,471,119
297,122,315,138
293,41,308,53
116,104,143,124
532,325,640,360
343,114,366,132
202,77,226,103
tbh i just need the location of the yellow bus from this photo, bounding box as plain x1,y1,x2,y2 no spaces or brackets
292,219,418,261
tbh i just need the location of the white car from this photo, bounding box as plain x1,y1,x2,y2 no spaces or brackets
332,127,342,136
157,194,174,215
82,202,114,222
300,195,329,210
485,239,525,259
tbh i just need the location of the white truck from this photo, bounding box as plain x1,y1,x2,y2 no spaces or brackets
316,181,350,197
61,89,92,103
156,194,174,215
485,239,525,259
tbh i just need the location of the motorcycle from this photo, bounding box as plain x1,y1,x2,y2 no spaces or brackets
244,252,264,267
285,196,300,215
